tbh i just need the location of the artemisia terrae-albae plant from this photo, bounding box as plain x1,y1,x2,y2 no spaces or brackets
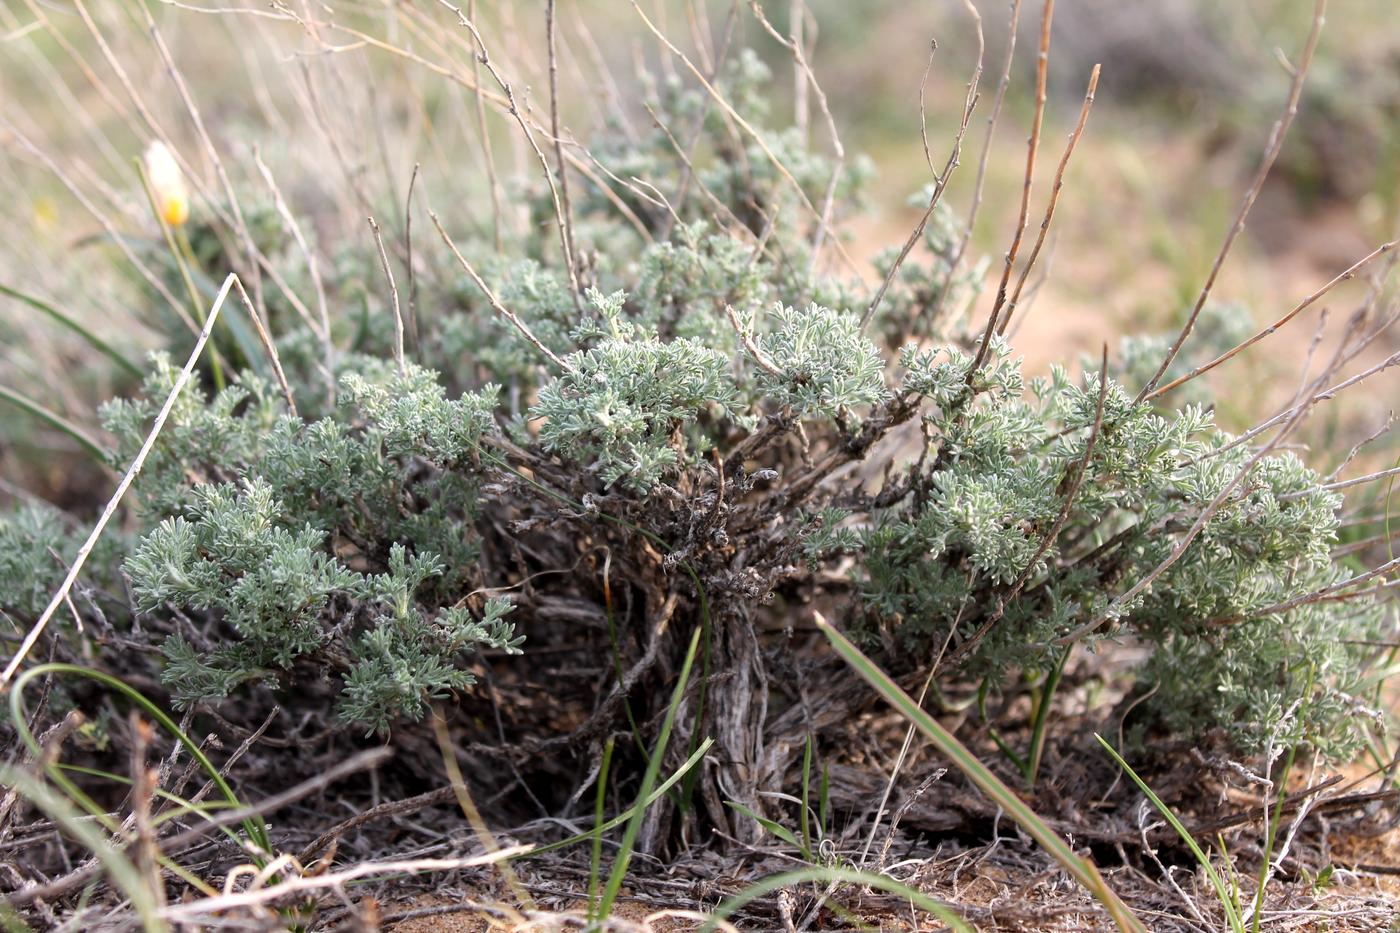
1,1,1395,863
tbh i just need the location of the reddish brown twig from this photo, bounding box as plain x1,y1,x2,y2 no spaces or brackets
968,0,1054,379
997,64,1101,337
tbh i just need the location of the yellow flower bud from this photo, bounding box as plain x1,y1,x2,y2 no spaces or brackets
144,141,189,227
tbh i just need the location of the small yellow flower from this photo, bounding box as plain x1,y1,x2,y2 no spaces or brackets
144,141,189,227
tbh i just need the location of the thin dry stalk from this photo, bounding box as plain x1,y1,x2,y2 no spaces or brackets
251,145,334,378
1137,0,1328,401
229,276,299,418
431,710,535,910
996,64,1101,337
630,0,856,274
159,850,531,922
1147,238,1397,400
969,0,1055,378
437,0,583,307
429,211,576,373
404,162,423,356
367,216,407,376
138,0,265,310
949,344,1111,667
1058,355,1334,646
859,4,984,333
0,274,240,689
546,0,582,292
746,1,845,278
467,0,506,253
933,0,1021,320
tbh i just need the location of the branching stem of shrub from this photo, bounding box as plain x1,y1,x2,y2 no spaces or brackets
1147,237,1396,400
860,10,983,334
997,63,1100,337
1137,0,1328,401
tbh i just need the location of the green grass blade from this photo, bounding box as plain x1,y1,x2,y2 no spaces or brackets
0,283,142,379
588,737,615,909
817,619,1145,933
724,800,804,850
0,385,108,464
0,767,165,933
524,741,713,860
1095,734,1243,933
801,733,814,857
10,664,270,853
700,866,974,933
595,626,702,921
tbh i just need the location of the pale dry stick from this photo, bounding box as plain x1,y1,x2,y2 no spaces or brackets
1214,556,1400,628
68,0,234,236
0,2,128,180
658,0,741,244
917,36,941,178
790,0,808,142
932,0,1020,321
996,64,1101,337
746,0,845,280
367,217,407,377
859,6,984,333
1320,411,1395,484
572,6,640,143
437,0,583,307
1291,306,1333,406
139,0,266,310
161,850,532,921
251,146,336,396
1218,349,1400,464
1137,0,1329,401
546,0,582,291
1306,463,1400,497
968,0,1055,378
229,277,298,418
17,0,137,155
315,11,655,247
0,275,239,690
430,211,576,374
154,0,294,18
1146,238,1397,401
297,57,381,237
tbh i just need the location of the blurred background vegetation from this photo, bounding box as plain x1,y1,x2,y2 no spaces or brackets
2,0,1398,507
